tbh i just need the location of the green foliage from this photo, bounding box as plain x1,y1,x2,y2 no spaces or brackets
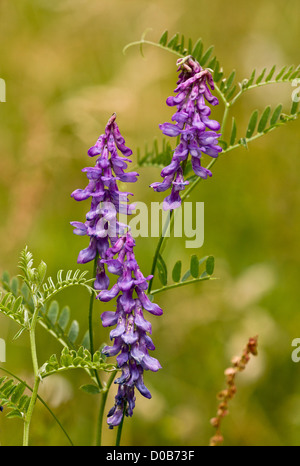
0,376,30,419
150,255,215,296
39,300,89,350
172,260,182,283
39,346,116,379
0,249,96,349
42,269,95,303
137,138,173,169
181,255,215,282
224,103,300,151
0,290,28,330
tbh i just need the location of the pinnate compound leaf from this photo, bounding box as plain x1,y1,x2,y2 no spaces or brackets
40,347,116,378
80,384,101,395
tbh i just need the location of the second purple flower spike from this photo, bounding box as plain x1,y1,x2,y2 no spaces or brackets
150,56,222,210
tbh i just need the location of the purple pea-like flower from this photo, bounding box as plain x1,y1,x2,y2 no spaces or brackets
150,56,222,210
99,232,162,428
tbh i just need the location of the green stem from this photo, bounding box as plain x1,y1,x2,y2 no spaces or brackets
150,275,213,296
95,370,117,446
23,293,41,446
148,210,174,294
23,375,40,446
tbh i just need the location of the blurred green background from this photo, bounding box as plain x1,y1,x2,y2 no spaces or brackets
1,0,300,446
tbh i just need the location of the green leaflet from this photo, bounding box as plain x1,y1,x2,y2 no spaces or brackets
190,255,199,278
229,117,237,146
257,106,271,133
80,384,101,395
270,104,283,125
157,254,168,286
172,261,182,283
246,110,259,138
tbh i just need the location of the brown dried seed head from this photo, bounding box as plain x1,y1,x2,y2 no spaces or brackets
210,417,220,428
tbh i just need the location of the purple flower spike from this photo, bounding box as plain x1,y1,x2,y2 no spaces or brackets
71,113,137,289
151,56,222,210
99,231,163,429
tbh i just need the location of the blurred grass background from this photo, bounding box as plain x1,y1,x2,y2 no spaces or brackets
0,0,300,446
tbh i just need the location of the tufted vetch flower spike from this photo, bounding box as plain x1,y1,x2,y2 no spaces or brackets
151,56,222,210
70,113,138,289
98,231,162,428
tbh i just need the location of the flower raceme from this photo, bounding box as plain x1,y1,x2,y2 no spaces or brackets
71,114,163,429
150,56,222,210
70,113,138,290
98,231,163,428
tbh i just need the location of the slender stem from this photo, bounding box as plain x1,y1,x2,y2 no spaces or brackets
95,370,118,446
115,402,127,447
23,293,41,446
148,210,174,294
23,375,40,446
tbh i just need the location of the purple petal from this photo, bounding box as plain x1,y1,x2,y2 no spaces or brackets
77,239,97,264
159,122,181,137
136,290,163,316
97,283,120,302
101,311,118,327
